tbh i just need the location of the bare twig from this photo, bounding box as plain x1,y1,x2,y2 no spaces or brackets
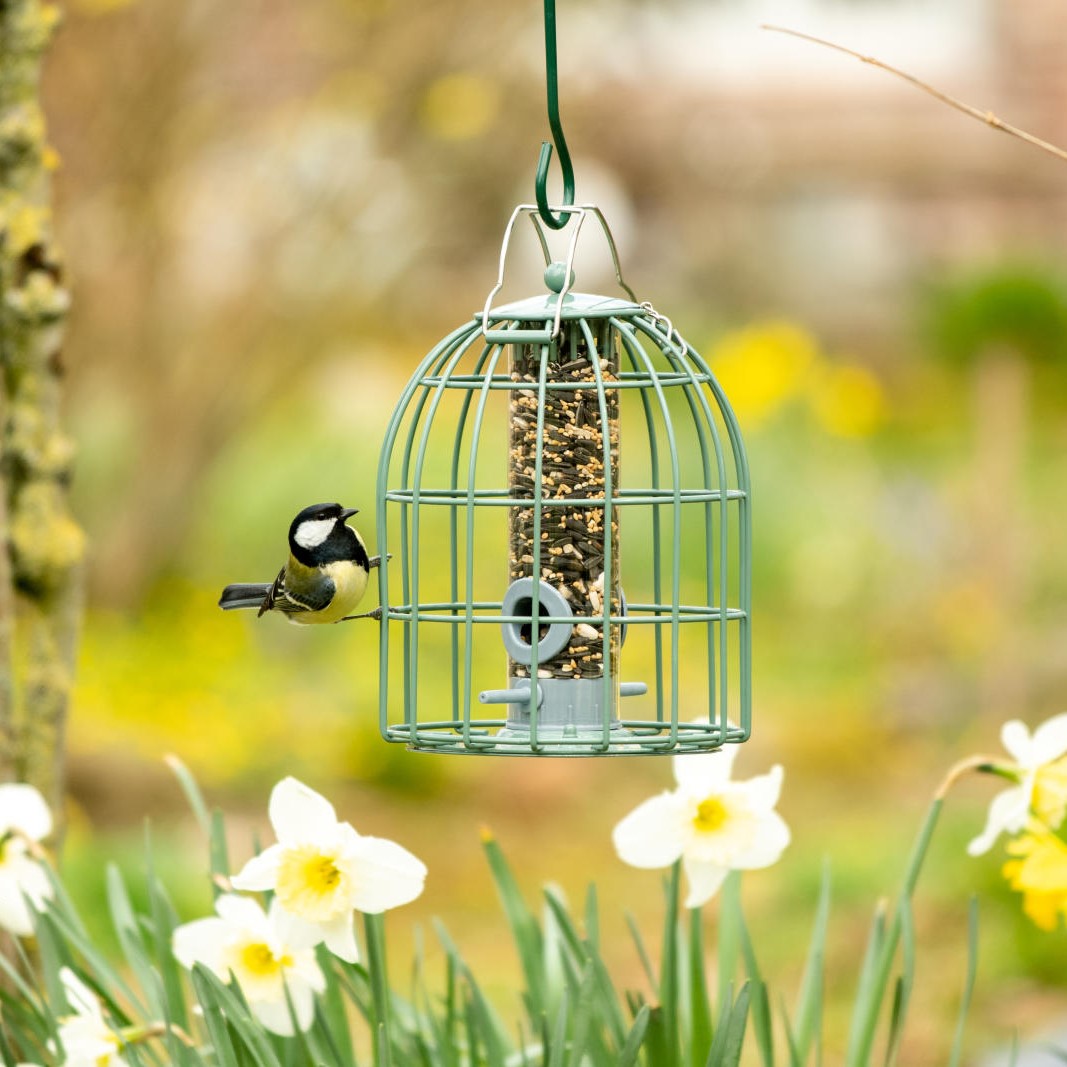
762,24,1067,165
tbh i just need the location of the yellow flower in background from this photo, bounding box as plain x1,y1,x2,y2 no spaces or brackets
709,321,887,437
1003,830,1067,931
419,73,500,141
809,363,887,438
710,322,820,427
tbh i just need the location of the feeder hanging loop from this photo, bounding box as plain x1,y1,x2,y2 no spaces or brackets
535,0,575,230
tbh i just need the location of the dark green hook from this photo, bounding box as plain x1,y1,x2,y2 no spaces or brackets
535,0,575,230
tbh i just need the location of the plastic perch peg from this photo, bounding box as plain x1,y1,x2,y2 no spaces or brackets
479,685,542,707
478,681,648,705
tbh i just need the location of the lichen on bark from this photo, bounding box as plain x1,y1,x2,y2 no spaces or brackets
0,0,84,815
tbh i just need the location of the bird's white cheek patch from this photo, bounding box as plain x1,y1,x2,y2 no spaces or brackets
294,518,335,549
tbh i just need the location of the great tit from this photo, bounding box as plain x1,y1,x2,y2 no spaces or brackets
218,502,382,623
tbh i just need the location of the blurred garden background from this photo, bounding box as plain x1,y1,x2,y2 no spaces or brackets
36,0,1067,1061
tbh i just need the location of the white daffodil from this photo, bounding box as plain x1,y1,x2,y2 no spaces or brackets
173,893,325,1036
968,713,1067,856
230,777,426,963
55,967,127,1066
0,783,54,936
613,745,790,909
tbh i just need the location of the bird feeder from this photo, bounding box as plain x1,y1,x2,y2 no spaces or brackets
372,1,751,755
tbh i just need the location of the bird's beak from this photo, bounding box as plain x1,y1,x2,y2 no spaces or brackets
340,507,359,521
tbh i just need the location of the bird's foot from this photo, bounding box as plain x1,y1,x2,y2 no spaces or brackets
368,554,392,570
340,606,384,622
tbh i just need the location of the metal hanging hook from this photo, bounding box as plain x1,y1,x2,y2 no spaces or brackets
535,0,575,230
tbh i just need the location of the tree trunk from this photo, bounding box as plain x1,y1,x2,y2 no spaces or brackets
0,0,84,816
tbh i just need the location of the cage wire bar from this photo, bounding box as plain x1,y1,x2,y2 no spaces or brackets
375,205,751,754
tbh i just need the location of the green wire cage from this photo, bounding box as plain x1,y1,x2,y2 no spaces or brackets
374,204,751,755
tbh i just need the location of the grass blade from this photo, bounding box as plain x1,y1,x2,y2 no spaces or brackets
793,860,830,1062
483,833,545,1019
729,881,773,1067
364,914,393,1067
947,898,979,1067
618,1004,651,1067
164,755,212,838
625,911,658,993
882,898,915,1067
706,982,750,1067
845,798,943,1067
659,862,682,1065
688,906,713,1067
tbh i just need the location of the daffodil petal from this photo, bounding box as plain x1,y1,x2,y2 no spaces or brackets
289,950,328,994
348,836,427,913
967,785,1030,856
0,784,52,841
321,913,360,963
215,893,268,933
269,778,339,847
0,873,35,936
612,792,688,869
252,995,298,1037
287,978,318,1031
732,765,784,811
681,856,729,908
5,852,52,903
672,746,739,797
730,810,791,869
1001,720,1033,765
231,843,283,891
1030,714,1067,765
60,968,104,1021
269,900,324,952
172,916,229,974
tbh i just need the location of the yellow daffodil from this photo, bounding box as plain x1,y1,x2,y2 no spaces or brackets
612,744,789,908
1002,830,1067,931
173,894,325,1035
0,783,54,936
231,777,426,962
969,713,1067,856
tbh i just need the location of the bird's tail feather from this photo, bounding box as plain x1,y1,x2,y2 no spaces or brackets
219,583,270,610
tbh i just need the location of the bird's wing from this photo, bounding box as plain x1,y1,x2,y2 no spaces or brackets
260,565,336,616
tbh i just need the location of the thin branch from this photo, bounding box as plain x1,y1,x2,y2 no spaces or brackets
762,23,1067,165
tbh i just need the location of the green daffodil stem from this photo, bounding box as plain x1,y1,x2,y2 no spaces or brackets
364,912,393,1066
935,756,1016,800
127,1022,197,1048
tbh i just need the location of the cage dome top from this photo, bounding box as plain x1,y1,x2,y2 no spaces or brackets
484,291,643,326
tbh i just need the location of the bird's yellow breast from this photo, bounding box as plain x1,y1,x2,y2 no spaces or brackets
294,560,369,624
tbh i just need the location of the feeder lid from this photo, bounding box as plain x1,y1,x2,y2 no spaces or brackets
482,291,644,325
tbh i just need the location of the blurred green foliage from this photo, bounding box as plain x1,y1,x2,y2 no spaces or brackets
924,264,1067,368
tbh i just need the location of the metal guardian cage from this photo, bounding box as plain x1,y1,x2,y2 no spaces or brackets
374,204,752,755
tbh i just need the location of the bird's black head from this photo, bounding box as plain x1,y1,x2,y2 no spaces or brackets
288,502,369,568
